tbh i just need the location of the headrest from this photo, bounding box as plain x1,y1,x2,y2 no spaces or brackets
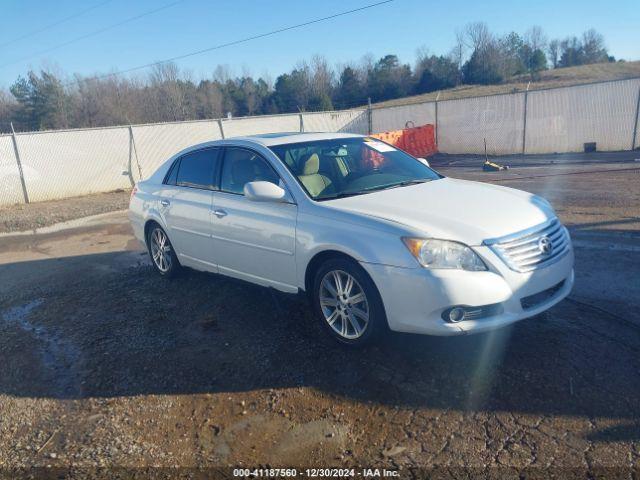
302,153,320,175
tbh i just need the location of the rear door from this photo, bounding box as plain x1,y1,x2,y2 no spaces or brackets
158,147,221,270
209,147,298,292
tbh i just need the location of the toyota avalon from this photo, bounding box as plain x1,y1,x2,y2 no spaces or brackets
129,132,574,346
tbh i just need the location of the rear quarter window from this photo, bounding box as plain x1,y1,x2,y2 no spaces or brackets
163,158,180,185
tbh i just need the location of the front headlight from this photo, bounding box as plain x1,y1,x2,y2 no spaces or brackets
402,238,487,271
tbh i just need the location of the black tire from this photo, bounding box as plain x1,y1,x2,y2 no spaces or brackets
146,223,181,278
312,257,387,347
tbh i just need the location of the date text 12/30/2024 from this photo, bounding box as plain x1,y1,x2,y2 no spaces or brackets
233,468,400,478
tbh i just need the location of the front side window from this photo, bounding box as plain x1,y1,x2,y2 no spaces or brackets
269,137,441,200
220,148,280,195
175,148,219,189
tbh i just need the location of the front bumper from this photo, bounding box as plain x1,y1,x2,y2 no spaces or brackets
361,244,574,336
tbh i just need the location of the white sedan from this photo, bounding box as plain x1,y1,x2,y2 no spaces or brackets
129,132,574,346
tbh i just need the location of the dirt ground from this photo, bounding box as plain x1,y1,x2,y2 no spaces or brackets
0,190,130,234
0,152,639,478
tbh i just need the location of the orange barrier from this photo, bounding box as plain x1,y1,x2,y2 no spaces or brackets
371,124,437,158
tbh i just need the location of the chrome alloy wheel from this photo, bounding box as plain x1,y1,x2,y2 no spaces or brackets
319,269,370,339
150,227,172,273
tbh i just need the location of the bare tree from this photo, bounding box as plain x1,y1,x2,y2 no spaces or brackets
212,65,232,84
525,26,548,52
0,89,16,131
309,54,334,98
463,21,492,51
547,39,561,68
148,62,189,121
581,28,608,63
449,30,466,85
357,53,375,85
196,81,223,119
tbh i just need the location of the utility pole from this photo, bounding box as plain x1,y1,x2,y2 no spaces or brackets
367,97,372,135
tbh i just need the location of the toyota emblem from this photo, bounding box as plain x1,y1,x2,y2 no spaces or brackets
538,236,553,256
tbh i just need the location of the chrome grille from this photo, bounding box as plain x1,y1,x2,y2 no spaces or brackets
484,218,571,273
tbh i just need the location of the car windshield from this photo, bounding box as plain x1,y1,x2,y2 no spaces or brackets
270,137,441,200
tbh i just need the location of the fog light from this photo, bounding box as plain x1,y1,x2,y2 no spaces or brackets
448,307,465,323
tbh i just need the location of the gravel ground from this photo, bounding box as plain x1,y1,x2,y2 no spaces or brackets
0,190,130,234
0,154,639,478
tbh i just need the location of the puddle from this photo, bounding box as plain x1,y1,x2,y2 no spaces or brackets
2,299,83,397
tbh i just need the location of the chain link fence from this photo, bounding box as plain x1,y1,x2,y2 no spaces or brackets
131,120,223,183
0,135,24,206
437,92,526,155
372,102,436,133
525,78,640,153
1,78,639,206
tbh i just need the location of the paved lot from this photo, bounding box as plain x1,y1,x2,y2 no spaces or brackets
0,154,639,476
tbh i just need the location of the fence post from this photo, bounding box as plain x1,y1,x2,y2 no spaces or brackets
434,91,440,146
10,122,29,204
128,125,143,181
125,126,136,187
218,118,225,139
522,85,530,155
367,97,372,135
299,112,304,132
632,83,640,150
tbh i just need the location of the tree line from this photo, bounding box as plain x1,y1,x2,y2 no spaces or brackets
0,23,617,132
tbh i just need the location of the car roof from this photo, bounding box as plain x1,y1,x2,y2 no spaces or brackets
228,131,364,147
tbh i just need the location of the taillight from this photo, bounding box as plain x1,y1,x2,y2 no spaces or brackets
130,185,138,201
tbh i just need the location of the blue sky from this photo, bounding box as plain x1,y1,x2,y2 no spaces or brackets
0,0,638,88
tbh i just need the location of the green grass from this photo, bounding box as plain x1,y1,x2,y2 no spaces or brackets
372,61,640,108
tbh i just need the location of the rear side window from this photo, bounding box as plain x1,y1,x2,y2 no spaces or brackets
176,148,219,190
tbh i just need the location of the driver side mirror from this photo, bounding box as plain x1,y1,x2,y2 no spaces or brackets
417,157,430,167
244,181,287,202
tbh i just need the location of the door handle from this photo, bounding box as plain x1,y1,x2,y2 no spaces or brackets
213,209,228,218
160,199,170,206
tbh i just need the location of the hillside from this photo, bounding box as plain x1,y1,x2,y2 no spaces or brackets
372,61,640,108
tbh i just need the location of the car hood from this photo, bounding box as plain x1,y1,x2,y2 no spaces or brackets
323,177,554,245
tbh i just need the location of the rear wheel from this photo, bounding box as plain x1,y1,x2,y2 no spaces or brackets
312,258,386,346
147,224,180,277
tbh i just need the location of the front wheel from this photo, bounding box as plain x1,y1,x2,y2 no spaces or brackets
312,258,386,346
147,224,180,278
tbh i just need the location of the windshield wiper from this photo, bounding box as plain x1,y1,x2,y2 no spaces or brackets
362,178,430,192
316,191,368,201
317,179,431,201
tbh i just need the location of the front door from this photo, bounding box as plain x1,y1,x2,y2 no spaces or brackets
210,147,298,292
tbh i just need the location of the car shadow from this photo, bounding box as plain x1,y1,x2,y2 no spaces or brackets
0,247,639,443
